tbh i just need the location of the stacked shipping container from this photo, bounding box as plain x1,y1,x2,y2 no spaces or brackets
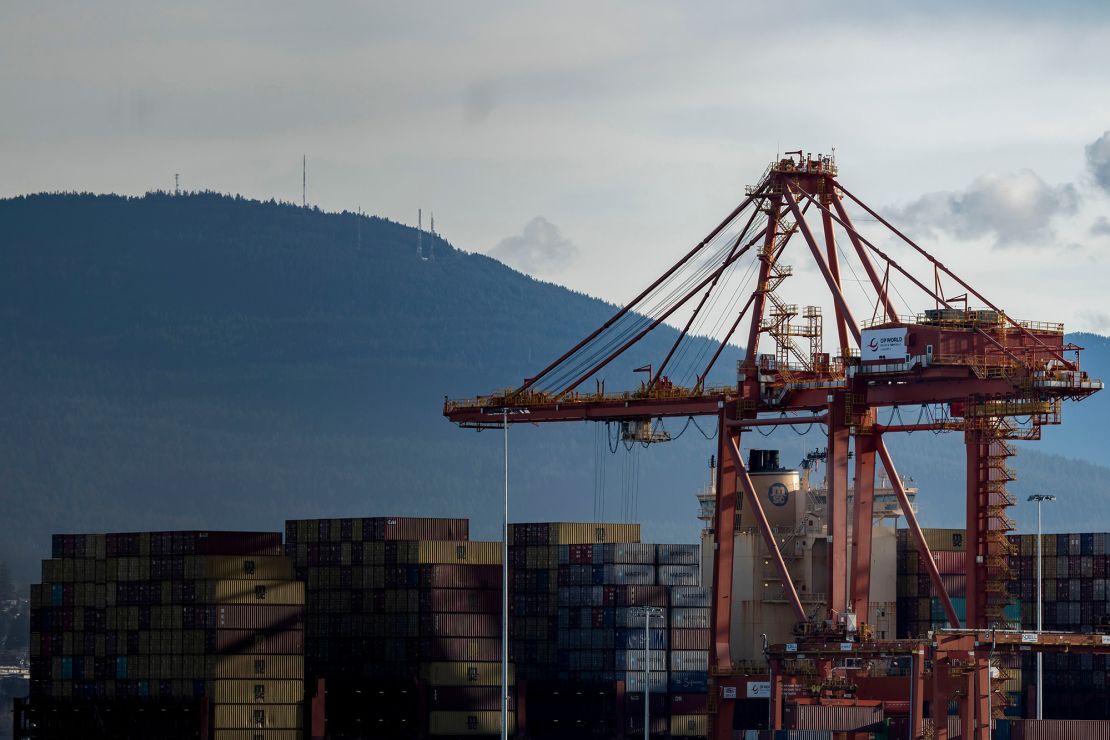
1008,532,1110,720
509,523,709,738
28,530,303,739
286,517,519,737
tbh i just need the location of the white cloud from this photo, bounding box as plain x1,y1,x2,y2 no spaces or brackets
488,216,580,275
1092,216,1110,236
1087,131,1110,194
887,170,1079,247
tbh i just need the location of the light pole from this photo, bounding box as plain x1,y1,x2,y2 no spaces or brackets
493,407,528,740
1027,494,1055,721
633,606,664,740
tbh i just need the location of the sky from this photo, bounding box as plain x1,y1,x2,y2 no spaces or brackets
3,1,1110,335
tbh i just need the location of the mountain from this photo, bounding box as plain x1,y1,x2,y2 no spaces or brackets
1,192,1107,583
0,192,741,582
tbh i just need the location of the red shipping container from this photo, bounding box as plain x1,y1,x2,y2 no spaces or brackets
670,693,709,714
933,551,965,574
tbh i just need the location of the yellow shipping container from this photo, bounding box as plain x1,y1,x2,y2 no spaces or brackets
214,679,305,704
214,655,304,679
204,556,293,581
510,522,640,545
214,703,302,730
214,732,302,740
214,580,304,606
429,711,515,735
670,714,708,736
417,541,501,565
922,529,966,552
423,662,514,687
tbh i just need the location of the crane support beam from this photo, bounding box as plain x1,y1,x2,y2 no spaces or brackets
876,435,962,628
829,189,899,322
826,395,850,617
781,185,861,346
850,425,876,621
725,434,807,623
711,412,739,673
821,206,851,355
744,196,782,366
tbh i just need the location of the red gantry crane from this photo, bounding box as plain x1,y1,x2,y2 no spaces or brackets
444,153,1102,739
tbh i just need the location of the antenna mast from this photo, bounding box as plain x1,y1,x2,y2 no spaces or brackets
174,174,179,196
302,156,306,207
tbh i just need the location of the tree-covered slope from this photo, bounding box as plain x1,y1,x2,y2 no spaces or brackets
0,193,738,582
1,192,1107,584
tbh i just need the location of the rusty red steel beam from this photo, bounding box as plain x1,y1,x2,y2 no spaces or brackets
744,194,781,367
518,185,767,393
876,435,962,628
554,239,760,399
650,206,766,391
712,412,740,674
725,435,807,623
821,206,852,354
829,189,899,322
781,184,861,346
834,180,1074,369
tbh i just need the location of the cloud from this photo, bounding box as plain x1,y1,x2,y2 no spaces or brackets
1092,216,1110,236
888,170,1079,247
488,216,579,275
1086,131,1110,194
1078,310,1110,334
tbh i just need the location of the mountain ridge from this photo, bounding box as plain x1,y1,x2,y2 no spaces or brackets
1,191,1107,584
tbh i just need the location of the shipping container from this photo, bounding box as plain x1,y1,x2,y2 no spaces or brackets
424,662,514,686
214,580,304,606
213,679,304,704
213,703,302,729
417,540,502,565
214,655,304,679
670,713,708,736
428,686,515,711
786,702,883,731
510,522,640,545
428,710,516,735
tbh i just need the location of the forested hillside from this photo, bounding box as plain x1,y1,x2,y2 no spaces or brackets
1,192,1107,584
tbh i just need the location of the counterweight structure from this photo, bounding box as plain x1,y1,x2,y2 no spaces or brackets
444,153,1102,739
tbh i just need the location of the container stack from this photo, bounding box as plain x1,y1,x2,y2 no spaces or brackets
1009,532,1110,720
286,516,516,737
509,523,709,738
895,528,970,638
28,530,303,740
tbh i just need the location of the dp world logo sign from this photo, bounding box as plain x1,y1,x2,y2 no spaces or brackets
767,482,789,507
